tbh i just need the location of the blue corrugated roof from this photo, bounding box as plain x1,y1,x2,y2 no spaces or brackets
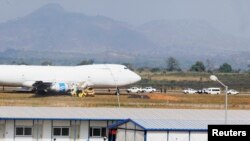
0,107,250,131
109,118,250,131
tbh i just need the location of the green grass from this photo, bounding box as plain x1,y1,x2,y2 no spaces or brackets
136,72,250,92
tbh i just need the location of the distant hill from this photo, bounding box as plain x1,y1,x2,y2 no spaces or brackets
0,4,250,69
137,20,250,68
138,19,250,53
0,3,157,54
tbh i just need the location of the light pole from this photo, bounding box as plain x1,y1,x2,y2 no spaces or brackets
210,75,228,124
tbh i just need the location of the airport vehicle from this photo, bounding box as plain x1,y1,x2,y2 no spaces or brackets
227,89,239,95
0,64,141,95
142,87,156,93
127,87,142,93
197,88,208,94
207,87,221,95
183,88,197,94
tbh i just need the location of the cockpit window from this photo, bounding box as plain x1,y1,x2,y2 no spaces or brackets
124,67,128,69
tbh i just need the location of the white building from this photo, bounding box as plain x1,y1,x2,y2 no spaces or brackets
109,119,239,141
0,107,249,141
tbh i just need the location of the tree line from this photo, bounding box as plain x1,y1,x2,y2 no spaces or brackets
9,57,237,73
132,57,237,73
165,57,234,73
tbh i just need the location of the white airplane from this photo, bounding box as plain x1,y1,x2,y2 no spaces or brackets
0,64,141,94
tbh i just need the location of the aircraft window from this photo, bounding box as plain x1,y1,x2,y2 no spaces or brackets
124,67,128,69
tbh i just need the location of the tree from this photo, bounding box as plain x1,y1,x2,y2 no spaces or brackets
77,59,94,65
122,63,134,70
41,61,53,66
18,61,29,65
205,59,214,72
219,63,232,73
136,67,145,73
166,57,181,71
150,67,161,72
190,61,206,72
11,60,29,65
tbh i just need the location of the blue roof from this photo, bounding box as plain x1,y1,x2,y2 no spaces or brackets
1,107,250,131
109,118,250,131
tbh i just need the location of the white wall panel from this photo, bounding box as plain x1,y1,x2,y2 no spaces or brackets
126,130,135,141
126,122,135,130
135,131,144,141
16,120,33,126
33,124,43,140
0,124,5,140
42,120,51,141
190,132,207,141
169,131,189,141
4,120,14,141
70,125,80,141
79,121,89,141
116,129,125,141
89,138,107,141
53,120,70,126
135,125,143,130
90,121,107,127
147,131,167,141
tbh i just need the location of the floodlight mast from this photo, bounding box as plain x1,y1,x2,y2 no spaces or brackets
210,75,228,124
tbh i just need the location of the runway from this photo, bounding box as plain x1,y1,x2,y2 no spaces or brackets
1,89,250,109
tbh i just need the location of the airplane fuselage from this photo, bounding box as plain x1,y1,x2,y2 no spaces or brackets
0,64,141,88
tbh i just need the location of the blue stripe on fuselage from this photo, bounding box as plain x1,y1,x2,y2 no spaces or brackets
59,83,66,92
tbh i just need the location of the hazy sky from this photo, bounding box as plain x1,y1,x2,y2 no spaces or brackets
0,0,250,38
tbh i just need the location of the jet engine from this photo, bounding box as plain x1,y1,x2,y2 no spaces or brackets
50,83,70,92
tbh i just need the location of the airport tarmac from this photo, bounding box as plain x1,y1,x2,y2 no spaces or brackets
1,89,250,109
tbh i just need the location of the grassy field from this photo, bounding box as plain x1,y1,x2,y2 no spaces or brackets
1,92,250,109
136,72,250,92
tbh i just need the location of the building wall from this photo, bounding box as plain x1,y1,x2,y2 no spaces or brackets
116,121,144,141
168,131,189,141
147,131,207,141
79,121,88,141
5,120,14,141
0,120,5,140
115,121,207,141
147,131,168,141
190,132,207,141
89,120,108,141
42,120,51,141
15,120,33,141
33,120,43,141
52,120,71,141
116,129,125,141
0,120,111,141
